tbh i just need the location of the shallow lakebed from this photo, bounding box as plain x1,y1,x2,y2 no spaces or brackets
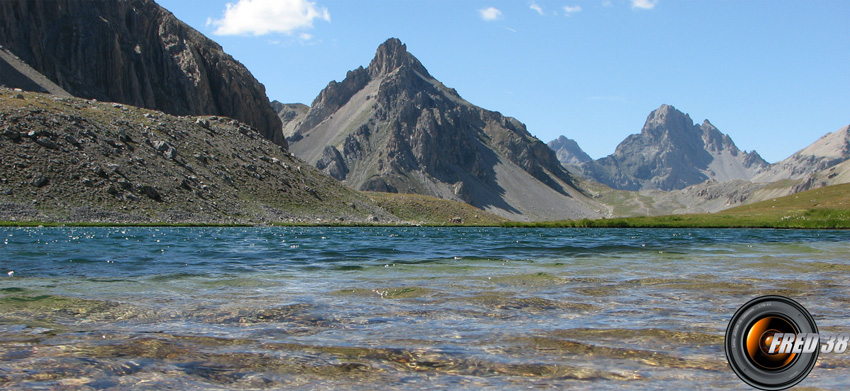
1,227,849,390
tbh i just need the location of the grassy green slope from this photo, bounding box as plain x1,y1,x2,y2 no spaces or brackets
505,183,850,229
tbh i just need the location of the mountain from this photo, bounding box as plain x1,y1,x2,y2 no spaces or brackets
577,104,768,191
271,100,309,139
288,38,602,221
548,135,592,166
753,125,850,183
0,0,284,146
588,123,850,217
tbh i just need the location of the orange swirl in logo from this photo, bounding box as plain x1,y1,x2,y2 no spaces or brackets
745,316,798,369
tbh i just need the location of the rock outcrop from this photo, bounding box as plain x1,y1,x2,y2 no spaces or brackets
577,104,768,191
548,135,592,166
288,38,603,221
0,0,284,147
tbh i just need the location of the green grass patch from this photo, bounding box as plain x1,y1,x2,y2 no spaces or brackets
504,184,850,229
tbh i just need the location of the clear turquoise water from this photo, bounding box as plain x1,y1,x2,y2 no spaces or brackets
1,227,849,390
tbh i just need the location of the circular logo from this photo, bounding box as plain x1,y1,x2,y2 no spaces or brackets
725,295,819,390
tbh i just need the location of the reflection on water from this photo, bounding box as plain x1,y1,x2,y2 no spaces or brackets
1,227,849,389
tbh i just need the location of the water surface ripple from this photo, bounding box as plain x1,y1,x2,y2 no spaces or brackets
1,227,849,390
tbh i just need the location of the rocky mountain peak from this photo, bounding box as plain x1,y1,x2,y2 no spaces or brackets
367,38,430,79
700,119,739,153
578,105,767,191
288,38,601,221
548,135,592,166
642,104,695,138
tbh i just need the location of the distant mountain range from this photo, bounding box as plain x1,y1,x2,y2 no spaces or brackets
564,105,768,191
283,38,603,221
548,109,850,215
279,37,849,219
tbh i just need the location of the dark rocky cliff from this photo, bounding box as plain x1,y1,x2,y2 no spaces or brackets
0,0,284,147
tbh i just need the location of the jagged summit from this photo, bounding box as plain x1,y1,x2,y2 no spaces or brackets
367,38,431,79
548,136,592,166
578,104,768,191
287,38,603,221
640,104,696,138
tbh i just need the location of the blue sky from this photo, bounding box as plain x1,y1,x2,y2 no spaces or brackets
158,0,849,163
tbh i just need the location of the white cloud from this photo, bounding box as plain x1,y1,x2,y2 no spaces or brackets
563,5,582,15
210,0,330,36
479,7,503,21
631,0,658,9
530,2,544,15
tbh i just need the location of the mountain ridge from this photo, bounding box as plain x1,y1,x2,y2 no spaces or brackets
753,125,850,183
576,104,768,191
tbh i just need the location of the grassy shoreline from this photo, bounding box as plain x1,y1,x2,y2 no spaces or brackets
501,209,850,229
507,184,850,229
2,215,848,229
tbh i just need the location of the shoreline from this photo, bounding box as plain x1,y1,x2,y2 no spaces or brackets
2,218,848,230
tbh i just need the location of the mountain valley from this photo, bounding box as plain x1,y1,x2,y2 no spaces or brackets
0,1,847,225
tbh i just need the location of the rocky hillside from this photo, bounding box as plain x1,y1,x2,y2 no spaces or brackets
753,125,850,183
578,104,768,191
0,90,395,224
548,135,592,166
287,38,603,221
0,0,284,146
